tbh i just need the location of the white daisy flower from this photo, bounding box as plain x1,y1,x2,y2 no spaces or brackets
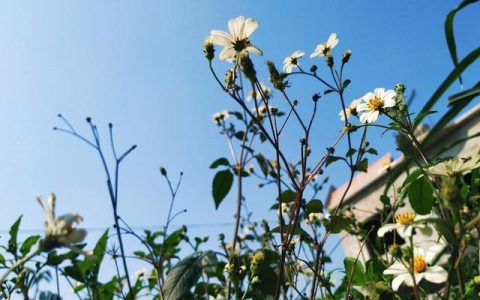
283,50,305,73
213,110,230,123
37,193,90,255
356,88,397,124
377,212,432,239
253,105,278,117
247,83,272,101
209,16,263,62
384,244,448,291
428,155,480,177
339,98,362,121
310,33,339,58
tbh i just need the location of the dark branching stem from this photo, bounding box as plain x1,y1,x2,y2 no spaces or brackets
55,115,136,297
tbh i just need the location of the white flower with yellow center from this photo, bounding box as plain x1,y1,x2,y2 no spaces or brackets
247,83,272,101
377,212,432,239
283,50,305,73
310,33,339,58
384,245,448,291
213,110,230,123
339,98,362,121
209,16,263,62
428,155,480,177
356,88,397,124
37,193,89,254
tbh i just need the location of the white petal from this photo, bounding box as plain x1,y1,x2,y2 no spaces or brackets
398,225,413,239
245,45,263,56
359,112,369,124
362,92,374,102
366,110,379,124
209,30,233,47
424,266,448,284
219,46,236,61
58,213,83,225
356,103,368,113
327,33,339,49
425,244,444,263
384,262,408,275
60,229,87,244
374,88,385,98
391,273,410,291
243,18,259,37
383,90,397,108
377,223,398,237
228,16,245,39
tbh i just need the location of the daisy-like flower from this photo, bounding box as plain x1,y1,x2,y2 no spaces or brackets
356,88,397,124
310,33,339,58
384,244,448,291
36,193,89,255
283,50,305,73
339,98,362,121
253,104,278,117
377,211,432,239
213,110,230,123
247,83,272,101
428,155,480,177
209,16,263,62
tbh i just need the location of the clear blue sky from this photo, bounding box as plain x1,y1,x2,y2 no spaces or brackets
0,0,478,293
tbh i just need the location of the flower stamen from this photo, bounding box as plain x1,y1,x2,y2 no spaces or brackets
395,212,415,225
367,97,383,111
413,255,427,273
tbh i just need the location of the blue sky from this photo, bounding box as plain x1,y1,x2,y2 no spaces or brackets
0,0,478,294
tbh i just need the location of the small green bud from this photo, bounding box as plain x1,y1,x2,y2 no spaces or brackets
342,49,352,64
238,53,257,82
310,65,318,73
160,167,167,176
203,39,215,61
394,83,406,94
312,93,321,102
326,53,334,68
474,275,480,285
267,60,287,90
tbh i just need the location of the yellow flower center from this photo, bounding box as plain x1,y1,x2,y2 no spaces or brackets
395,212,415,225
413,255,427,273
367,97,383,111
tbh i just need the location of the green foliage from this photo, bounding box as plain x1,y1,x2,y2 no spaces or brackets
212,169,234,209
163,253,204,300
407,176,434,214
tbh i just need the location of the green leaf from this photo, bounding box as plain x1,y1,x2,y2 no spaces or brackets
305,199,323,214
366,148,378,155
163,253,203,300
356,158,368,173
324,89,335,95
234,131,246,141
20,235,41,256
344,257,366,286
343,79,351,89
212,170,233,209
209,158,230,169
326,156,342,167
8,216,22,255
92,229,109,276
255,153,269,177
407,177,434,214
326,215,351,234
276,190,296,203
444,0,479,85
416,47,480,127
448,85,480,105
346,148,356,158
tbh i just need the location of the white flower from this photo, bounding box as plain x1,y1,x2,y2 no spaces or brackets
428,155,480,177
377,212,432,239
247,83,272,101
384,244,448,291
36,193,89,255
356,88,397,124
213,110,230,123
339,98,362,121
310,33,339,58
253,104,278,117
209,16,262,62
304,212,325,225
283,50,305,73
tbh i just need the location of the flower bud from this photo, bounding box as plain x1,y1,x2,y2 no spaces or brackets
238,53,256,82
326,53,334,68
342,49,352,64
203,39,215,61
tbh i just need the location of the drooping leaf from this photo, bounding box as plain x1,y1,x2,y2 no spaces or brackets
163,253,203,300
209,158,230,169
212,170,233,209
305,199,324,214
326,215,352,234
255,153,269,177
444,0,479,85
407,177,434,214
